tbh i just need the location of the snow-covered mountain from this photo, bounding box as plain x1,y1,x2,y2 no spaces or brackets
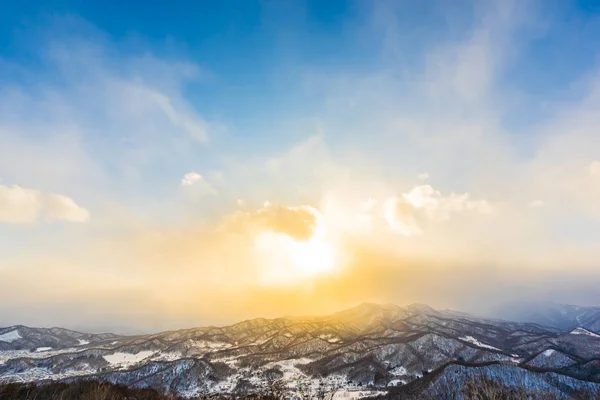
0,325,119,352
494,301,600,332
1,303,600,399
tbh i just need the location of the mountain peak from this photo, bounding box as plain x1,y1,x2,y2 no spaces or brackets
406,303,437,314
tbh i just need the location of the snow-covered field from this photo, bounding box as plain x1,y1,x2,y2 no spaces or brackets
332,389,387,399
0,366,96,383
318,334,342,343
459,336,501,351
103,351,155,367
0,330,22,343
0,348,83,365
570,327,600,338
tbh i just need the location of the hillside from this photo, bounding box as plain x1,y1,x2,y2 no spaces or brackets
2,303,600,399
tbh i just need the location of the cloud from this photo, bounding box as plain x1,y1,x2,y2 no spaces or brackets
383,197,422,237
351,184,494,237
42,194,90,222
402,185,493,221
222,204,318,242
181,172,218,201
0,184,89,224
0,17,218,201
147,90,209,142
181,172,202,186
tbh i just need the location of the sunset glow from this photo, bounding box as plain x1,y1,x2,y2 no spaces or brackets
1,1,600,333
254,228,337,285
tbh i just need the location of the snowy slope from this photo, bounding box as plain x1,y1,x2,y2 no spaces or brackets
1,303,600,398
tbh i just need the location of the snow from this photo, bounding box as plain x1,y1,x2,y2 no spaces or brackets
529,349,577,369
0,348,82,364
389,366,408,376
6,311,600,397
179,383,201,399
570,328,600,338
0,330,21,343
151,351,184,362
103,351,155,366
211,355,239,368
460,336,501,351
267,358,312,381
332,389,387,399
388,379,405,387
189,339,231,349
0,366,95,383
318,333,341,343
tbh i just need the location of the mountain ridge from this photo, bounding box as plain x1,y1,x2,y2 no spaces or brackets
2,302,600,399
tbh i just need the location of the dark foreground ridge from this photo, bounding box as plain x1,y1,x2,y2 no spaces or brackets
0,381,174,400
2,375,600,400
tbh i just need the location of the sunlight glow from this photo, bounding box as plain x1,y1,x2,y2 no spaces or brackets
254,210,338,285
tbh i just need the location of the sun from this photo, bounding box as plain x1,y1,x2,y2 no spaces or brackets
288,234,336,276
254,221,338,285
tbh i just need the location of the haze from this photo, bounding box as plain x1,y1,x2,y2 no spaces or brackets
1,0,600,333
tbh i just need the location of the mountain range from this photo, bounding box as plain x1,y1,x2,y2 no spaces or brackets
2,303,600,399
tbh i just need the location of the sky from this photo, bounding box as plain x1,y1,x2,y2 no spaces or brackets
1,0,600,333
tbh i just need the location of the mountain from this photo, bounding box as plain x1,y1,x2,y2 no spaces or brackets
1,303,600,399
0,325,119,352
494,301,600,332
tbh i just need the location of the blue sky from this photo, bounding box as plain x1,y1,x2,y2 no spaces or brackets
2,1,593,144
2,1,599,158
2,1,600,332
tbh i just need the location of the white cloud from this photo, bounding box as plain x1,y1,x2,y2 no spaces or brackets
0,185,40,224
181,172,217,197
0,22,219,201
0,184,89,224
402,185,492,221
149,91,209,142
326,183,492,238
42,194,90,222
181,172,202,186
418,173,429,181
